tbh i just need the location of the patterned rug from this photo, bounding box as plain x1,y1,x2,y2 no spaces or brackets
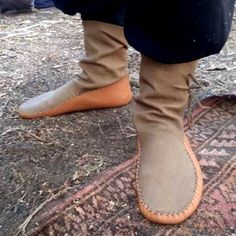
28,96,236,236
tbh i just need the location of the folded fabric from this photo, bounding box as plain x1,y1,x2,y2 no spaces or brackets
34,0,54,9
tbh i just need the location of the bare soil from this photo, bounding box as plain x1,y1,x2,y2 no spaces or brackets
0,8,235,236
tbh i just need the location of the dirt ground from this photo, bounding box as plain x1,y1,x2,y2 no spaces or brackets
0,8,236,236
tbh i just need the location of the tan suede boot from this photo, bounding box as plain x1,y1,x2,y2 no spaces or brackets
134,55,203,224
18,21,132,119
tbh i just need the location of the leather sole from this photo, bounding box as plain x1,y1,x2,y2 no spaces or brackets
18,75,132,119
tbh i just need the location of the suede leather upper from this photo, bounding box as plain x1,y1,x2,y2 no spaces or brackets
138,130,196,213
19,75,132,119
18,21,131,119
134,55,202,223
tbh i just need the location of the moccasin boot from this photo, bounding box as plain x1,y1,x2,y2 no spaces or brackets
134,55,203,224
18,21,132,119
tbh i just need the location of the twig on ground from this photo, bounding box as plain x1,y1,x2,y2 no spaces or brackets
6,185,23,196
14,186,66,236
116,118,137,138
98,121,137,140
25,131,45,142
19,189,28,203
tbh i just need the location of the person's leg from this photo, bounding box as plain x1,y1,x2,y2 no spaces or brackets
18,0,131,119
124,0,235,224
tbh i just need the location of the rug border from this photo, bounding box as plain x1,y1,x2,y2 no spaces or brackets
26,95,236,235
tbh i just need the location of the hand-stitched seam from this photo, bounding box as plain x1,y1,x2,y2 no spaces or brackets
19,76,131,117
136,137,201,218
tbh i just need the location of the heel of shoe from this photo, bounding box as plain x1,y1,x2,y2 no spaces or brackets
105,75,133,107
78,75,132,109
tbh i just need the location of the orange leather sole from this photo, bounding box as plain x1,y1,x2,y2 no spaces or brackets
136,135,203,224
18,75,132,119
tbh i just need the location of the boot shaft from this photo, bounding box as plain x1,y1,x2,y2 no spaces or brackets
78,21,129,92
134,55,198,135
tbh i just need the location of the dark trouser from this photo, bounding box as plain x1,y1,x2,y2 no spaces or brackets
53,0,235,63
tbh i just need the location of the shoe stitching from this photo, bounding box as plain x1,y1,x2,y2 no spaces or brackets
19,76,131,118
135,136,202,219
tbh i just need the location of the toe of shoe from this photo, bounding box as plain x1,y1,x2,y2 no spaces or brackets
138,192,202,224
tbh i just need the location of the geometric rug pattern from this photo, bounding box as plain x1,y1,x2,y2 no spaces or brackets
28,96,236,236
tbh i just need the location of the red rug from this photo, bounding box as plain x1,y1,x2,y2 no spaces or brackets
28,96,236,236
